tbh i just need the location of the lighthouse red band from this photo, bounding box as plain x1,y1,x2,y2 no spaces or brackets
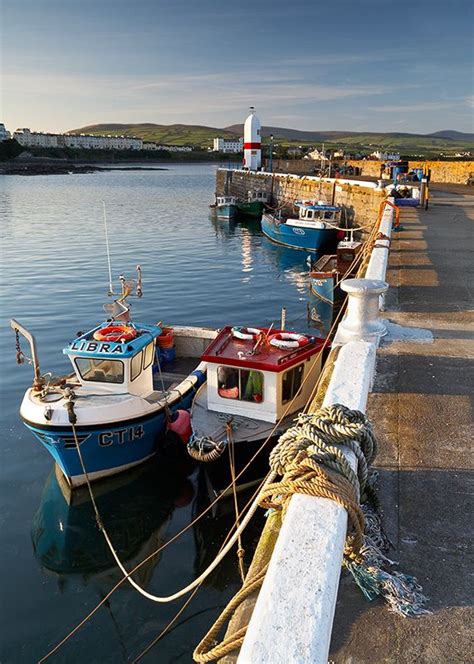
243,142,261,150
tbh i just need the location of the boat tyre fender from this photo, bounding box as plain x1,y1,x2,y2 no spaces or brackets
93,325,138,343
231,326,262,341
269,332,310,349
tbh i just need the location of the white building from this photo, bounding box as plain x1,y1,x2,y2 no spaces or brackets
13,128,60,148
370,150,400,161
0,123,11,141
213,137,243,153
13,128,144,151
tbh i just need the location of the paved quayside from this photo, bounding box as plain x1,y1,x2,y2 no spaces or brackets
329,188,473,662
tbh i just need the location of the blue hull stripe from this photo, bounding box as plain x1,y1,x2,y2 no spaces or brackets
24,387,198,480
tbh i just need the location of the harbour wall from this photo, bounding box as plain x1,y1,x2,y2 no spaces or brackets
215,168,386,228
264,159,474,184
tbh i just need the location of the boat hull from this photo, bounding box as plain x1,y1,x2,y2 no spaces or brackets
261,214,338,252
236,201,265,219
202,434,278,495
310,274,344,306
23,385,199,487
215,204,237,220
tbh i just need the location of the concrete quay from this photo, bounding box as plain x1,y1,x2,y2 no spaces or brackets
329,188,473,662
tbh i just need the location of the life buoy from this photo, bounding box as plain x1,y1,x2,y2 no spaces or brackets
269,332,310,349
231,326,262,341
93,325,137,343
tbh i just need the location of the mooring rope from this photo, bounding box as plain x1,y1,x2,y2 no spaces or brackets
192,404,429,662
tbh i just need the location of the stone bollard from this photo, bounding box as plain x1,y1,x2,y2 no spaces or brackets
334,278,388,344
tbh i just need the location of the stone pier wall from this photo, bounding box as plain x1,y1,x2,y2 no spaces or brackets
253,159,474,184
215,169,385,229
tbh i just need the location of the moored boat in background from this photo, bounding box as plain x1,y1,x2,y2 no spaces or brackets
309,239,363,306
261,200,343,252
209,195,238,220
236,190,269,219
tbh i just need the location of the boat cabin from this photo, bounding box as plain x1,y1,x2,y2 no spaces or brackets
295,202,341,224
335,240,363,273
201,326,326,423
64,322,161,396
216,196,238,207
247,190,268,203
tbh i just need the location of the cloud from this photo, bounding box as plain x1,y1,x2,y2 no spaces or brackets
367,101,458,113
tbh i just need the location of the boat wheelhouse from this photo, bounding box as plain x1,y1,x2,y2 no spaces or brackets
189,326,326,492
236,190,269,219
309,239,363,306
210,196,238,220
261,200,343,252
13,314,216,488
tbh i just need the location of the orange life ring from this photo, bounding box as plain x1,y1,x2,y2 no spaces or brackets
93,325,137,343
269,332,309,350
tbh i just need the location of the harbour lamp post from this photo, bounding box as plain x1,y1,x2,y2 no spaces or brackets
269,134,274,173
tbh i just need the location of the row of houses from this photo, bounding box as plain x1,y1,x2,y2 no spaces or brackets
9,127,192,152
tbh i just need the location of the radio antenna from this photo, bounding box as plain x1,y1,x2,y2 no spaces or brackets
102,201,114,295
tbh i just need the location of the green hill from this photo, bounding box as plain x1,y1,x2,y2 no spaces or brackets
68,123,474,156
67,123,236,146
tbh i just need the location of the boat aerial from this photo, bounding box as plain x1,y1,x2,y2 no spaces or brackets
11,268,216,488
309,239,363,306
187,325,327,494
236,190,269,219
261,200,343,252
209,195,238,220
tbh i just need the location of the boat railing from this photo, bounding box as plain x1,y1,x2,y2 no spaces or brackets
10,318,43,390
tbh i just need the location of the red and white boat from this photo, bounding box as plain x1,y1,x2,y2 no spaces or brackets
188,325,327,494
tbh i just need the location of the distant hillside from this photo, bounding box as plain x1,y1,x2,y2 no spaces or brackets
68,122,474,154
67,123,236,146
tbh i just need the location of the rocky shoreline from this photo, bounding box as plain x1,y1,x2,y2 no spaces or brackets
0,162,169,176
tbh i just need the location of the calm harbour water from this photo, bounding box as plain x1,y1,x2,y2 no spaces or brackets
0,163,328,663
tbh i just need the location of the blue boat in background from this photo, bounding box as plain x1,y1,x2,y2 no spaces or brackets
209,195,238,220
262,200,343,253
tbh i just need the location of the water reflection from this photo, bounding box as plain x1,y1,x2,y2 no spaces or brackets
31,460,194,589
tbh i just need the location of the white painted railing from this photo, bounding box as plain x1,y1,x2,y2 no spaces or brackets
237,204,395,664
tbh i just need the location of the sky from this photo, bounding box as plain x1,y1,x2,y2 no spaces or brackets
1,0,473,135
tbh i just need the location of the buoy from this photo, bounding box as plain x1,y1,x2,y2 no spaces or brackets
93,325,137,343
269,332,310,349
231,326,262,341
168,409,192,444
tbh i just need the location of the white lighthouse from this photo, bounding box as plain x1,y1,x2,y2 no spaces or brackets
243,107,261,171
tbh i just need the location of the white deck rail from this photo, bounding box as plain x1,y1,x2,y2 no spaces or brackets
237,204,396,664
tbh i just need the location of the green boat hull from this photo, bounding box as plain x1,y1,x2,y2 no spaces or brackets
236,201,265,218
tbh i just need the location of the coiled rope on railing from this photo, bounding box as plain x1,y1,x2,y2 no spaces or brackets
193,404,429,663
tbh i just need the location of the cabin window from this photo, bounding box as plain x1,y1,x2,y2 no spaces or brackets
339,252,354,262
131,351,143,381
324,211,334,220
75,357,124,384
143,342,154,370
217,366,264,403
282,364,304,403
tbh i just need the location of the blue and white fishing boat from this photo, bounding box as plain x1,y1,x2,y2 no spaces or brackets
210,196,238,220
261,200,343,252
11,272,216,488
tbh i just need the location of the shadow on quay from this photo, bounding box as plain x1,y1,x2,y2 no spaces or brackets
329,466,473,664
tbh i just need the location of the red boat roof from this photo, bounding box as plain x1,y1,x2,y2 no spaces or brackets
201,326,327,373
